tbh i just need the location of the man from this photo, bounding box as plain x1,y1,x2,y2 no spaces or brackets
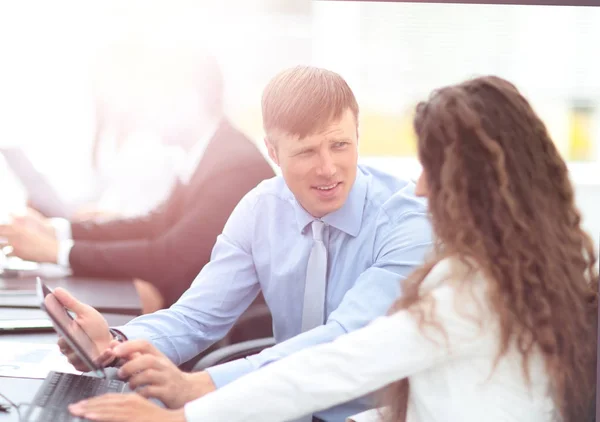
0,53,274,311
64,65,432,422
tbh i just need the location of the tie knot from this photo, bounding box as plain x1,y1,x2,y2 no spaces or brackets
311,220,325,241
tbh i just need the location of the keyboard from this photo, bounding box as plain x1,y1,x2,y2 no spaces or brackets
22,371,127,422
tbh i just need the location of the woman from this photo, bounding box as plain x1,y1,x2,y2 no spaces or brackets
69,75,598,422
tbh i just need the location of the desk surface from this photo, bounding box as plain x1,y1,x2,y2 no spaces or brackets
0,377,44,422
0,310,135,344
0,275,142,316
0,312,137,422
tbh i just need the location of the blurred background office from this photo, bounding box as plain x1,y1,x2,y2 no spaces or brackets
311,1,600,248
0,0,598,243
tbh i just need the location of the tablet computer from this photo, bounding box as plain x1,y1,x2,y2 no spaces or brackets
36,277,106,377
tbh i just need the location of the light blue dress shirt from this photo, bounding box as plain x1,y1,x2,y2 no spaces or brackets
117,164,433,421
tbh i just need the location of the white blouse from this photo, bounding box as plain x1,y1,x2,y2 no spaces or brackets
184,258,554,422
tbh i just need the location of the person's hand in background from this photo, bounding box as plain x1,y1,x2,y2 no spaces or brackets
71,205,122,222
0,213,59,263
13,206,57,237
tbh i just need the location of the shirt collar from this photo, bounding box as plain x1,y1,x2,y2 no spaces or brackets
178,119,221,184
292,168,368,237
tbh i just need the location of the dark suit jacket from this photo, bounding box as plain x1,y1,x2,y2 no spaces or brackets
68,120,275,306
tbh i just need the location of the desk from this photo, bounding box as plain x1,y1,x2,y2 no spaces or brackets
0,312,137,422
0,310,135,345
0,378,43,422
0,276,142,316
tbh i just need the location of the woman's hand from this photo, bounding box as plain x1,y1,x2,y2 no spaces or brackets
69,393,186,422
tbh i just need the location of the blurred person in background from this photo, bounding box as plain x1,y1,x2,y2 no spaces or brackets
0,50,275,314
70,75,597,422
70,96,183,221
69,45,205,221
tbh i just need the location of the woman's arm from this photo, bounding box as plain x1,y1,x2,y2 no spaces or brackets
184,269,490,422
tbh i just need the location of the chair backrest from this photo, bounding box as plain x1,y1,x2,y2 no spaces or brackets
192,337,276,372
180,293,273,372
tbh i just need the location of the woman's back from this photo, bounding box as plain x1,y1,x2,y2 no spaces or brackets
182,257,558,422
404,259,554,422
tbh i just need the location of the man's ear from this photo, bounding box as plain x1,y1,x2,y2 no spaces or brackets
264,137,279,166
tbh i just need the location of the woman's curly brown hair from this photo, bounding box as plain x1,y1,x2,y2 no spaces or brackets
382,76,598,422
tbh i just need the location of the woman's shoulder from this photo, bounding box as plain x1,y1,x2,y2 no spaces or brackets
416,257,497,335
420,256,488,293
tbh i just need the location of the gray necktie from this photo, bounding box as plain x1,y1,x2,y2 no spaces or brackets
294,220,328,422
301,220,328,332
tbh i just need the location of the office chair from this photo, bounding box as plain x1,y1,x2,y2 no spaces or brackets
191,337,276,371
180,293,273,372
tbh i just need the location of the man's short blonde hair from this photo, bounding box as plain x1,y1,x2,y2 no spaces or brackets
262,66,359,141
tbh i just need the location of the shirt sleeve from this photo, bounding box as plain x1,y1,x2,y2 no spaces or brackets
184,265,491,422
206,209,433,388
50,217,72,241
57,239,74,268
346,408,387,422
113,192,262,366
50,218,73,267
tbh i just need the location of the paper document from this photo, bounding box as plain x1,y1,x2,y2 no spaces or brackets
0,342,80,379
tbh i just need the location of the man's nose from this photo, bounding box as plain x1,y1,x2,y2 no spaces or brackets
316,152,336,178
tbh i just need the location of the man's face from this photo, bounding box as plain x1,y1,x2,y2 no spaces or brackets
266,109,359,218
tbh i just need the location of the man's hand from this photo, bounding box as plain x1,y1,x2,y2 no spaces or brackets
111,340,216,409
16,207,57,237
72,206,122,222
0,209,59,263
69,393,186,422
53,288,114,371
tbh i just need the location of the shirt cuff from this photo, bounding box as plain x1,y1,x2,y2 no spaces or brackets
106,328,128,367
205,357,255,389
49,218,72,242
57,240,74,268
109,328,128,342
346,407,388,422
112,325,156,344
111,325,136,340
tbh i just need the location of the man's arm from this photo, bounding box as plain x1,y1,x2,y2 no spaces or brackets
110,188,263,365
0,183,178,265
206,209,433,388
44,188,181,267
67,169,259,298
68,183,183,242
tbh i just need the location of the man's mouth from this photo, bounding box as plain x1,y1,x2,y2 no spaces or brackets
314,182,340,191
